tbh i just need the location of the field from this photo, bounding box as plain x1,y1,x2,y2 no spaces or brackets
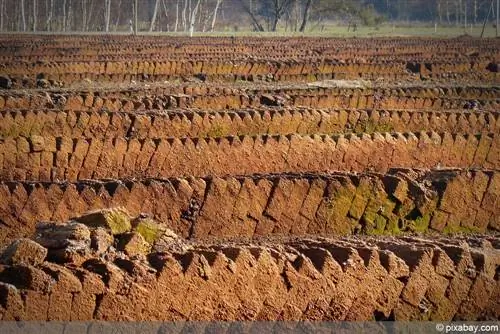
0,34,498,322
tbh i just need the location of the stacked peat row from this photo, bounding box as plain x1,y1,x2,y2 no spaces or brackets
0,169,497,244
0,215,497,320
1,59,497,86
0,132,497,181
0,85,498,112
0,36,498,321
0,36,498,61
0,109,497,139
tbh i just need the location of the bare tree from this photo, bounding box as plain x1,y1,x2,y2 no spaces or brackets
114,0,122,31
32,0,37,31
239,0,265,31
150,0,160,31
68,0,73,31
299,0,312,32
182,0,188,31
189,0,201,36
0,0,4,31
210,0,223,31
104,0,111,32
175,0,179,31
81,0,87,31
62,0,67,31
21,0,26,31
162,0,169,31
270,0,294,31
437,0,443,23
134,0,138,34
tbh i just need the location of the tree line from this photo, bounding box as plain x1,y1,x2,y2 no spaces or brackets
0,0,498,33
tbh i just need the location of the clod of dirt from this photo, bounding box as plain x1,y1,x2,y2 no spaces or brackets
35,222,91,249
0,239,47,266
90,228,114,255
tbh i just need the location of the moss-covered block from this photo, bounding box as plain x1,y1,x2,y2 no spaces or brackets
442,225,481,234
395,198,416,218
362,212,388,235
76,208,132,235
117,232,151,256
134,218,165,244
411,214,432,233
386,217,402,235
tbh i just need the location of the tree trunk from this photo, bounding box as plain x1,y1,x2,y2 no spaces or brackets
239,0,264,31
87,0,97,32
68,0,73,32
134,0,138,34
82,0,87,31
446,0,451,24
182,0,188,31
0,0,4,32
175,0,179,31
437,0,443,24
46,0,53,31
114,0,122,31
210,0,222,31
497,0,499,37
473,0,477,25
162,0,169,31
299,0,312,32
32,0,37,31
63,0,67,32
21,0,26,31
150,0,160,31
105,0,111,32
189,0,201,36
464,0,467,30
271,15,279,32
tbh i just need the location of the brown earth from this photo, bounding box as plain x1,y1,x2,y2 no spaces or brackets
0,35,498,322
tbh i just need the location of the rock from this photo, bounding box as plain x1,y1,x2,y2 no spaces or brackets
30,135,45,152
90,228,114,255
35,222,91,249
133,218,166,244
0,75,12,89
75,208,132,235
117,233,151,257
0,239,47,266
